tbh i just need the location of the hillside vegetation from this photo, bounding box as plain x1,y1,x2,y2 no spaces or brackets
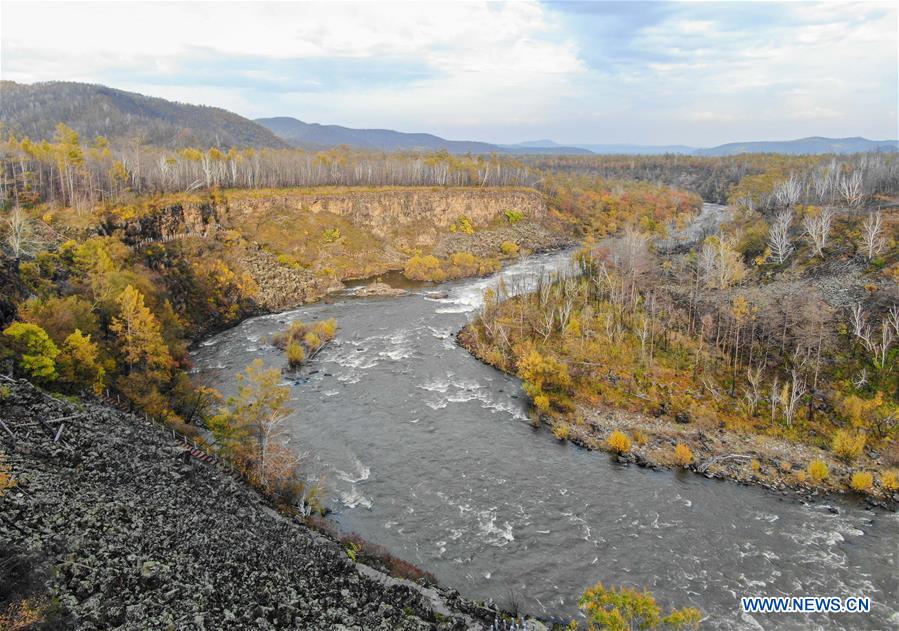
462,181,899,499
0,81,288,149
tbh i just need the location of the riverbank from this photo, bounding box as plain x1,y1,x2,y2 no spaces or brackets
0,377,552,630
457,328,898,511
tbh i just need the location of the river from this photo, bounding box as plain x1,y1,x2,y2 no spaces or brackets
191,246,898,630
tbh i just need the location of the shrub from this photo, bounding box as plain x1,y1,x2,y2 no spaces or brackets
303,332,321,350
321,227,342,243
882,469,899,492
500,241,520,256
0,453,15,496
275,253,303,270
631,429,649,446
533,394,550,413
450,215,475,234
579,582,701,631
450,251,478,271
673,443,693,467
850,471,873,493
552,423,570,440
807,460,829,482
314,319,337,340
607,430,631,454
504,210,524,224
404,255,445,281
831,430,866,462
286,342,306,368
750,459,761,472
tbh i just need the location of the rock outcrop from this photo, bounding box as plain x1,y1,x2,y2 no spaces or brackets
226,187,547,241
353,281,408,297
0,378,517,629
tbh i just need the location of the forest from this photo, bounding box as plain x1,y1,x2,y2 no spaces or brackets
462,167,898,497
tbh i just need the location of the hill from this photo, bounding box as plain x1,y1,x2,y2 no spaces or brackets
0,81,288,149
696,136,898,156
498,140,593,155
256,116,501,154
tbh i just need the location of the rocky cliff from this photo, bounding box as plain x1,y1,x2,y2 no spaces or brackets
225,187,547,240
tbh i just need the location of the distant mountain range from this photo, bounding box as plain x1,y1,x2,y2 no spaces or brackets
514,138,898,156
1,81,895,157
254,116,499,153
692,136,899,156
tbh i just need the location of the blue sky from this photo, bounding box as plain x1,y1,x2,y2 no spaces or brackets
1,1,896,146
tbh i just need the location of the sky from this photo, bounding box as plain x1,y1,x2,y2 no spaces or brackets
1,1,896,146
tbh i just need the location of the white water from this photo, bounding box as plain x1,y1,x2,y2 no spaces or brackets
193,247,898,629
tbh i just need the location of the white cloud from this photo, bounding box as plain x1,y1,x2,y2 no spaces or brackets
0,1,894,145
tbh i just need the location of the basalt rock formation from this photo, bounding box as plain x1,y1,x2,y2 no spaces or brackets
0,378,524,630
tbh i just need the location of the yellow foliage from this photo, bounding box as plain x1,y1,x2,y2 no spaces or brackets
673,443,693,467
607,430,631,454
831,430,866,462
286,341,306,368
314,319,338,340
850,471,873,493
321,227,342,243
579,582,701,631
807,459,829,481
552,423,570,440
404,255,445,281
451,215,475,234
0,452,15,496
881,469,899,492
58,329,106,393
533,394,550,413
304,332,321,349
500,241,520,256
631,429,649,446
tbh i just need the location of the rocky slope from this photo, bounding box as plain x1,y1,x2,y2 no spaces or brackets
0,378,536,630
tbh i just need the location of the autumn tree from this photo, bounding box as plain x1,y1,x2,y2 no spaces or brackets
109,285,172,375
57,329,105,393
579,582,701,631
210,359,299,492
2,322,59,382
699,234,746,289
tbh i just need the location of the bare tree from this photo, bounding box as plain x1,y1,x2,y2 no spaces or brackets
743,364,764,416
839,170,864,207
2,208,43,262
801,206,835,257
850,304,897,370
699,233,746,289
860,212,885,260
767,210,794,264
774,173,802,207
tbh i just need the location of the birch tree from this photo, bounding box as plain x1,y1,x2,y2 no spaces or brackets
801,206,835,257
860,212,885,260
767,210,794,264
